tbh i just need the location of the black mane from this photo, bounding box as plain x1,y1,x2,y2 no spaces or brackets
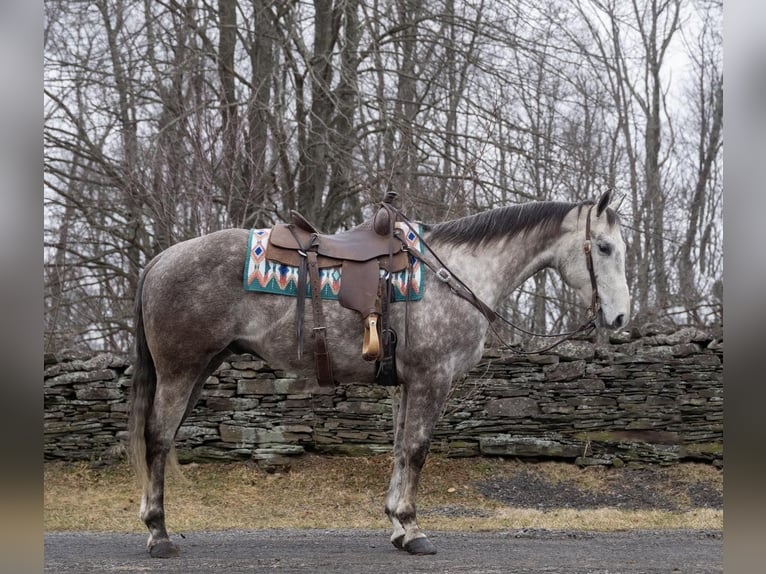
425,201,590,247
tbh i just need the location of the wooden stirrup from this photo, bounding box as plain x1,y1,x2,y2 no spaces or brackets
362,314,383,361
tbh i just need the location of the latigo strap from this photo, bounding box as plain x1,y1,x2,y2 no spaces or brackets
307,251,334,386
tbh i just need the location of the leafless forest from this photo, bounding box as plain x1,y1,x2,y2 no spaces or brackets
44,0,722,353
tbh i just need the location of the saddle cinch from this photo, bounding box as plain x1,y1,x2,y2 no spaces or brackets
265,199,409,387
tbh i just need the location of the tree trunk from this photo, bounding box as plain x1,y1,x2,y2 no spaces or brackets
97,0,142,299
218,0,249,226
297,0,337,226
393,0,421,206
679,75,722,319
246,0,275,228
326,0,362,229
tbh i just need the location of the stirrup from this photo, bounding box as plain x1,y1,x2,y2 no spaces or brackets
362,314,383,361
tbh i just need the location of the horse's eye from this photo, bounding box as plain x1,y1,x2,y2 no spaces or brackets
598,242,612,256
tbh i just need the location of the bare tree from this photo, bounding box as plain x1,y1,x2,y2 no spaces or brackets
676,0,723,324
44,0,723,352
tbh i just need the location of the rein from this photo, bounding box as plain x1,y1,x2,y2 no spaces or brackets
391,202,601,355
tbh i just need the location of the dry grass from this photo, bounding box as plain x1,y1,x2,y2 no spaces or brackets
44,455,722,533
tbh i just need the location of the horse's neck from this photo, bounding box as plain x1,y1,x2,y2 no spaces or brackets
432,229,556,308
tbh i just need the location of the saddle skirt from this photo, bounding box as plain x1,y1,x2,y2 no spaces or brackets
243,224,426,302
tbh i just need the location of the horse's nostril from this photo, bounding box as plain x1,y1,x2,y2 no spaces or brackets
613,314,625,329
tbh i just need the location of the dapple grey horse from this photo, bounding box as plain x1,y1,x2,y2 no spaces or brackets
129,190,630,557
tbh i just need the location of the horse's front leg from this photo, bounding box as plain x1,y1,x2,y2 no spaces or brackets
385,375,450,555
385,384,408,549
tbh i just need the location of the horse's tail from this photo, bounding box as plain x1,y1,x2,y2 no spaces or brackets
128,260,158,489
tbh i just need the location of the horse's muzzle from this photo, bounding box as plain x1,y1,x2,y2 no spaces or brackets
598,308,629,330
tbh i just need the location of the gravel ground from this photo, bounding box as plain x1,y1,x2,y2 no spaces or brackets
44,529,723,574
474,466,722,511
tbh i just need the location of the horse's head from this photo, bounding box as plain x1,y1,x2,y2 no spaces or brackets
557,190,631,330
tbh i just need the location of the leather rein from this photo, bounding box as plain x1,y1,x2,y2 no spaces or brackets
392,203,601,355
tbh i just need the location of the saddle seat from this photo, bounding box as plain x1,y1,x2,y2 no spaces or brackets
264,203,409,385
268,219,408,267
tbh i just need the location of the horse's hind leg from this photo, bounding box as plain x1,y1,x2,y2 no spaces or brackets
140,367,206,558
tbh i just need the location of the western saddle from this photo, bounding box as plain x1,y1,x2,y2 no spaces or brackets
265,194,410,387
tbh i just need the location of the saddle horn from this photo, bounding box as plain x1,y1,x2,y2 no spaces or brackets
374,192,399,235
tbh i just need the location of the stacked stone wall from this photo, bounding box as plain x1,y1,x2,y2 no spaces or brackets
44,326,722,467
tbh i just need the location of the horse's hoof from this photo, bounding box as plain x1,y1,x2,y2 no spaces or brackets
391,534,405,550
404,536,437,555
149,540,179,558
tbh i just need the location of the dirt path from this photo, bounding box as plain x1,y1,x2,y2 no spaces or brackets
44,528,722,573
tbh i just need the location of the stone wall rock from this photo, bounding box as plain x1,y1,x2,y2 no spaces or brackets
43,327,723,467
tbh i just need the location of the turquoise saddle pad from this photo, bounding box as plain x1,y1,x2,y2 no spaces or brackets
244,224,425,301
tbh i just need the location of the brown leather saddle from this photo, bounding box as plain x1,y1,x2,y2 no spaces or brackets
265,200,409,386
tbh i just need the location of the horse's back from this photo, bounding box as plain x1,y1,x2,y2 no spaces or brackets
147,228,249,274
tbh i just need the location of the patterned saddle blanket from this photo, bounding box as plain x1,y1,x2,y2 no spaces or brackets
244,224,425,301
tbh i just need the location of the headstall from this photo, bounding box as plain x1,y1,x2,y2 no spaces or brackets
394,203,602,355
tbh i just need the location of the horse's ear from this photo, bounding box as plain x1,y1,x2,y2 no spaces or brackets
596,189,611,217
